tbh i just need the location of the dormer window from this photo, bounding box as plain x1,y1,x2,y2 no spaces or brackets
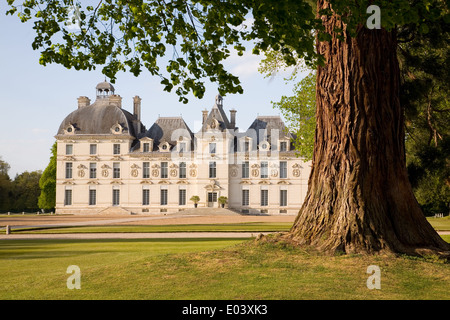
259,141,270,151
279,140,289,152
159,142,170,152
111,123,123,134
143,143,150,152
64,124,76,135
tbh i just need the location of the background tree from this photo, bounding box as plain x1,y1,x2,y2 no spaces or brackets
399,20,450,216
0,157,13,212
11,170,42,212
38,141,57,211
6,0,449,256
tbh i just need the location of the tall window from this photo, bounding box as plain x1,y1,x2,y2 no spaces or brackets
143,142,150,152
209,142,216,154
280,190,287,207
161,162,168,179
66,144,73,155
89,189,97,206
112,189,120,206
179,189,186,205
242,190,249,206
64,189,72,206
242,161,249,178
280,141,287,152
113,162,120,178
261,190,268,206
160,189,168,205
65,163,73,179
179,162,186,179
142,189,150,206
143,162,150,179
244,141,250,152
209,161,216,178
113,144,121,155
90,144,97,155
280,161,287,179
89,163,97,179
261,161,268,178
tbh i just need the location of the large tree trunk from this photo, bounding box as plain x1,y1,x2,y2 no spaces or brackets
287,1,450,257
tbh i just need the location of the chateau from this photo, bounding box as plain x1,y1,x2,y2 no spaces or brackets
55,81,311,215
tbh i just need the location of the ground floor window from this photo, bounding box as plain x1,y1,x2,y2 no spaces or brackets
261,189,268,206
142,189,150,206
280,189,287,207
242,189,249,206
64,189,72,206
161,189,168,205
89,189,96,206
112,189,120,206
179,189,186,205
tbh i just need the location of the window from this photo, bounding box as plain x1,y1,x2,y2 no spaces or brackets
142,189,150,206
242,190,249,206
112,189,120,206
179,189,186,205
143,143,150,152
261,161,268,178
280,161,287,179
89,163,97,179
65,163,73,179
113,162,120,178
280,141,287,152
209,161,216,178
179,142,186,153
64,189,72,206
113,144,121,155
90,144,97,155
209,142,216,154
66,144,73,155
280,190,287,207
242,161,249,179
244,141,250,152
161,162,168,179
179,162,186,179
143,162,150,179
261,190,268,206
160,189,168,205
89,189,96,206
208,192,217,203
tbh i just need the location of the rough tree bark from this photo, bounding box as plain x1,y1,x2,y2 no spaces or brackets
286,1,450,257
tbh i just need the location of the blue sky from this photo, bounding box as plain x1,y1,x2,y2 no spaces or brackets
0,5,305,178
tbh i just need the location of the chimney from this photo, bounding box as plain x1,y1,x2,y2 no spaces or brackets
133,96,142,135
230,109,237,129
202,109,208,124
77,96,90,109
109,94,122,108
133,96,141,121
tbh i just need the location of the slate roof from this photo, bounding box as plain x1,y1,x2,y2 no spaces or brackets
56,99,143,137
140,116,193,151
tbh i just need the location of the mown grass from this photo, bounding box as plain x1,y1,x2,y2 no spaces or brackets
13,222,292,234
0,237,448,300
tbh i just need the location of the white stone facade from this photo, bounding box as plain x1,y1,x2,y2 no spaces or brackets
55,82,311,215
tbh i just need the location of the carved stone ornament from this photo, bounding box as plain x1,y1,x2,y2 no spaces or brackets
152,169,159,177
170,169,177,177
271,169,279,177
252,169,259,177
189,169,197,177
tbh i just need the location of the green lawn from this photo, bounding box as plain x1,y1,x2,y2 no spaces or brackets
13,222,292,234
427,216,450,231
0,237,448,300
